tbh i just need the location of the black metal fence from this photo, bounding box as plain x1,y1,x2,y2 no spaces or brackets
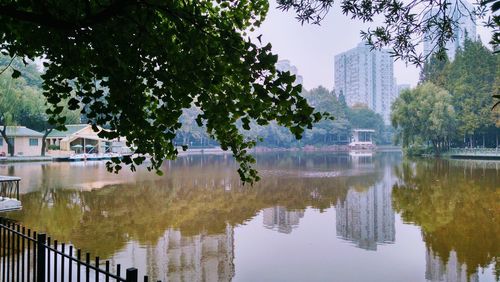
0,218,160,282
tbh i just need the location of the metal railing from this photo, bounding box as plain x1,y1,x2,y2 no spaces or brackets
0,177,20,200
0,218,159,282
448,148,500,155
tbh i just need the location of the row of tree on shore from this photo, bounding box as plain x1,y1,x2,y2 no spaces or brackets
5,40,497,156
391,39,500,155
176,86,391,148
1,55,389,155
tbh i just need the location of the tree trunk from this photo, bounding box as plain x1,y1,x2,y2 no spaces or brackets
432,140,440,156
41,128,53,156
0,125,14,157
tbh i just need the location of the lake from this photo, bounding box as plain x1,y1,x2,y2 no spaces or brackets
1,152,498,281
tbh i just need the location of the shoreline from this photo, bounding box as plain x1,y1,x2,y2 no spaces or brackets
0,146,405,163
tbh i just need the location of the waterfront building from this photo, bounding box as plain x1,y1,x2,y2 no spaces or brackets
423,0,476,60
425,248,479,282
334,42,395,124
276,60,303,86
349,129,375,149
263,206,304,234
335,166,395,250
108,225,235,282
0,126,43,156
46,124,129,154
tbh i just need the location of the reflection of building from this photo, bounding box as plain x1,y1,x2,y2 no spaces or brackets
110,225,235,282
335,167,395,250
263,206,304,234
334,42,395,124
425,248,479,282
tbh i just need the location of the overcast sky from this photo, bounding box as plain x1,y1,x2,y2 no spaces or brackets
255,2,493,91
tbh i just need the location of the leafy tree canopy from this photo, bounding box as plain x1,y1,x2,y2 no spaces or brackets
0,56,80,155
0,0,328,183
392,82,456,154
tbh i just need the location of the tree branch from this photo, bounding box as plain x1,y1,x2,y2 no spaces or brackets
0,5,72,29
0,0,135,30
0,55,16,75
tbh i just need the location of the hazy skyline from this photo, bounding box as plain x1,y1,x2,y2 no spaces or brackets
256,2,493,91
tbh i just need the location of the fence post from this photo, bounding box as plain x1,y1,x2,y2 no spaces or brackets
125,267,138,282
37,233,46,282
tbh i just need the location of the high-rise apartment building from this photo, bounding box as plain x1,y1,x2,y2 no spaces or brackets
423,0,476,60
334,42,395,124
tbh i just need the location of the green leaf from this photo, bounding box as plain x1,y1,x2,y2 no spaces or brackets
11,69,21,79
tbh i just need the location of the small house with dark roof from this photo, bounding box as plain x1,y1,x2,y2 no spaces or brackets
0,126,44,156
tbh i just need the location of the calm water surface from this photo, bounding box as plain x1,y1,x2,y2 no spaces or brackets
1,152,498,282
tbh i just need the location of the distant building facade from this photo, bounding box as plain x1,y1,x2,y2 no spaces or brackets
0,126,43,156
276,60,303,86
334,42,395,124
263,206,304,234
335,166,395,250
423,0,476,60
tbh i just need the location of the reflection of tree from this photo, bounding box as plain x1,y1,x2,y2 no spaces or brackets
425,248,479,282
4,155,388,260
392,159,499,279
3,153,389,261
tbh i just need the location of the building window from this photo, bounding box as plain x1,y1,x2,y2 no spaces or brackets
29,138,39,146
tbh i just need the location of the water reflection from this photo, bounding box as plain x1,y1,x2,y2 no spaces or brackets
393,159,499,281
263,206,304,234
426,248,479,282
111,226,235,282
0,152,497,281
335,166,395,250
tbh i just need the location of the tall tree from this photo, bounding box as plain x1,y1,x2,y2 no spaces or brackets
419,54,450,86
0,0,328,182
392,83,456,155
19,96,81,156
445,39,498,147
0,70,36,156
1,56,80,156
347,105,387,144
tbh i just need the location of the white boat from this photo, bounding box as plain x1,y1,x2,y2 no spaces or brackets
0,197,22,212
69,153,87,161
68,153,123,162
